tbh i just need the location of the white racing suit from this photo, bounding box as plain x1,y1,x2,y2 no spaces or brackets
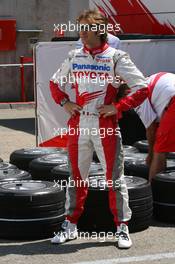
50,42,148,225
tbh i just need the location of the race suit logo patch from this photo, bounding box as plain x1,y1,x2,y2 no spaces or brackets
78,91,105,106
72,63,110,71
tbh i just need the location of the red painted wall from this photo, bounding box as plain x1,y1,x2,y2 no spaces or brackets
0,19,16,51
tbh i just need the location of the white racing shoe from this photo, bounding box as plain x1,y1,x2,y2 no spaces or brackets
117,223,132,249
51,220,78,244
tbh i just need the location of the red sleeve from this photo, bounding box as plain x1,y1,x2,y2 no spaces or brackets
50,80,69,105
114,87,149,112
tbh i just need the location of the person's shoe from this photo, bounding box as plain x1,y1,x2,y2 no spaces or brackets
116,223,132,249
51,220,78,244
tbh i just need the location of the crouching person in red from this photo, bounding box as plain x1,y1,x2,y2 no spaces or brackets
118,72,175,181
134,72,175,181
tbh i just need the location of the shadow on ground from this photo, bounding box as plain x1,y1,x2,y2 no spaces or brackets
0,239,113,256
0,118,35,135
150,217,175,228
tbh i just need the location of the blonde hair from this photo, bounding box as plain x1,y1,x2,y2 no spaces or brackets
77,9,108,42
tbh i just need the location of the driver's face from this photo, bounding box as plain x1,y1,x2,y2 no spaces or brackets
78,19,101,47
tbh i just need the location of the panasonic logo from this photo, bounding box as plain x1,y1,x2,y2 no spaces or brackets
72,63,110,71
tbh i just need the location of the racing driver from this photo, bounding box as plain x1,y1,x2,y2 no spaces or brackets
49,9,149,249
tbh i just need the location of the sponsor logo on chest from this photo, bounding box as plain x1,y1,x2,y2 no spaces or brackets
72,59,113,79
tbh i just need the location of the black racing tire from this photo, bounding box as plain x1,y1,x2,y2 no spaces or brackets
153,202,175,222
78,175,153,233
124,153,175,179
124,153,148,179
0,162,17,170
152,170,175,222
125,176,152,199
78,209,152,233
129,196,153,207
127,177,153,232
51,162,105,192
93,146,139,164
167,153,175,159
0,180,65,206
55,162,104,176
51,164,70,188
0,204,65,218
83,175,152,205
0,180,65,239
51,161,104,181
166,160,175,171
133,140,149,153
133,140,175,160
123,145,138,155
152,171,175,203
10,147,67,171
0,215,65,239
29,153,68,181
129,214,152,232
0,168,31,182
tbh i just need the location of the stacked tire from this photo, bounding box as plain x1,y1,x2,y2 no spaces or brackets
0,148,68,239
126,176,153,232
92,145,138,164
133,140,149,153
0,162,32,182
134,140,175,159
53,162,153,232
133,140,175,223
0,168,31,182
152,170,175,222
123,145,138,155
124,153,148,179
29,153,68,181
78,173,152,233
10,147,66,171
0,180,65,239
0,162,17,170
51,163,71,191
124,143,175,179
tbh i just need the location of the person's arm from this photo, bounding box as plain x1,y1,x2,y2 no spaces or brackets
134,99,158,166
146,121,159,166
49,50,82,115
50,81,70,105
114,51,149,112
50,53,72,105
97,52,148,117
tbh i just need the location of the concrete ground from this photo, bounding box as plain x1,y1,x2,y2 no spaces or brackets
0,107,36,162
0,107,175,264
